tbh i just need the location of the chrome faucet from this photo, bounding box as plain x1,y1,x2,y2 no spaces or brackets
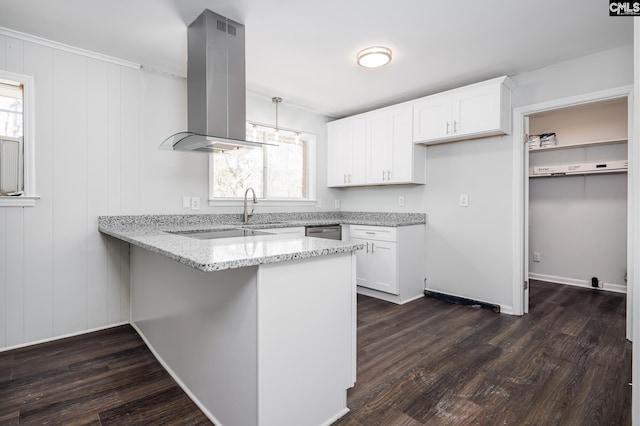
243,187,258,223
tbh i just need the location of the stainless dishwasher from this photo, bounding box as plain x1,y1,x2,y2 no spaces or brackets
305,225,342,240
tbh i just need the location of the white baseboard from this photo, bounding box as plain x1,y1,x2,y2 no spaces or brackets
529,273,627,294
0,321,129,353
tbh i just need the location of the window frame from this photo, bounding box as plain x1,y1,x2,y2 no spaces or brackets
208,123,317,206
0,70,37,207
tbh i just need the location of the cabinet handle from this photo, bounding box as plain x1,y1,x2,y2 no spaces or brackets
365,242,369,253
365,231,376,235
343,174,347,183
349,174,352,183
453,120,458,133
446,121,450,135
382,170,385,181
371,242,375,254
387,170,391,180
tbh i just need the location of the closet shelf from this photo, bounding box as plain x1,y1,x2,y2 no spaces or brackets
529,169,627,178
529,138,627,152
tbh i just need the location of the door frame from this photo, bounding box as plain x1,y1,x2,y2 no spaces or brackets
511,85,635,335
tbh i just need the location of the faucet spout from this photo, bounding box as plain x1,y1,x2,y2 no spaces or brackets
243,187,258,223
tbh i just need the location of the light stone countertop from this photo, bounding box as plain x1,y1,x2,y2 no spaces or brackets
98,212,426,272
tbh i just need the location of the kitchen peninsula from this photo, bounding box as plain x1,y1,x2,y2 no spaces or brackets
99,212,424,425
99,214,366,426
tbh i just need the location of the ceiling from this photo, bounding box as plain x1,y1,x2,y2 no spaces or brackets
0,0,633,118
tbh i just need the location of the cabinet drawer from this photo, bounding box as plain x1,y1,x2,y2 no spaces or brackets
350,225,396,242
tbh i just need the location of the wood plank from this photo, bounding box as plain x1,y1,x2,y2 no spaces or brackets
106,63,121,215
22,41,55,343
51,50,88,335
4,37,23,73
5,208,24,346
119,67,140,215
86,57,110,329
0,35,6,68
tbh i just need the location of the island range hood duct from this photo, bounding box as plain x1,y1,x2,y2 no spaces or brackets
160,10,272,153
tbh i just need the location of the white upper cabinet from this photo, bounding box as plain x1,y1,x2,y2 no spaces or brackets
366,104,417,184
328,105,425,188
327,116,366,186
413,76,514,145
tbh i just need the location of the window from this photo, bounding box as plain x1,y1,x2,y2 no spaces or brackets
210,123,315,202
0,78,23,195
0,70,35,206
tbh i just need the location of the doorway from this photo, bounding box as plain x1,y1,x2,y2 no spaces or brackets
512,85,634,340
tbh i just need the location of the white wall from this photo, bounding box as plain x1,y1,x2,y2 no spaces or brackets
338,45,634,312
0,33,334,350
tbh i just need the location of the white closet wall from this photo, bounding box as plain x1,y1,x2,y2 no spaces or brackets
529,99,628,291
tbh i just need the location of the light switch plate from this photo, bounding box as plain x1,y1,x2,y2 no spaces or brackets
335,199,341,209
533,252,541,262
398,196,405,206
191,197,200,210
183,196,191,209
459,194,469,207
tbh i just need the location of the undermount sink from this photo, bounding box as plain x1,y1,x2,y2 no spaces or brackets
169,228,273,240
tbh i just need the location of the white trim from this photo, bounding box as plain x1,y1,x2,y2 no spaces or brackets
529,273,627,294
208,198,318,207
0,195,39,207
512,85,633,317
0,26,141,69
0,321,128,353
632,18,640,426
0,70,37,201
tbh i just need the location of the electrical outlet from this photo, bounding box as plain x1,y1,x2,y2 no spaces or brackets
533,252,541,262
191,196,200,211
335,199,341,209
398,196,405,206
459,194,469,207
183,196,191,209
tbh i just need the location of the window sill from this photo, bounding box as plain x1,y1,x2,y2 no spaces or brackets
208,198,319,207
0,196,40,207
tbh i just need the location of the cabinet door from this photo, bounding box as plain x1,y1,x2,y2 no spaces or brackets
352,237,398,295
350,117,367,185
366,110,393,184
327,121,345,187
452,83,500,137
412,93,452,142
327,117,366,186
389,105,413,183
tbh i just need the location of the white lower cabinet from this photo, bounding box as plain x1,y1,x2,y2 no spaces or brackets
352,237,398,294
350,224,425,304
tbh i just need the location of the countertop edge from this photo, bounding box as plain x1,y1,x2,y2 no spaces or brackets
100,227,364,272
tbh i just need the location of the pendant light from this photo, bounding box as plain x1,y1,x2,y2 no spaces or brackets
272,97,282,142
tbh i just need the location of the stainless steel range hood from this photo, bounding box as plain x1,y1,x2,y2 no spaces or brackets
160,10,272,153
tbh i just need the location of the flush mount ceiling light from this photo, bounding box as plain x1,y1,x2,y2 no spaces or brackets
356,46,392,68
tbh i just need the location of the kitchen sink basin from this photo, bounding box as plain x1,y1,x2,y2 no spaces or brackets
168,228,273,240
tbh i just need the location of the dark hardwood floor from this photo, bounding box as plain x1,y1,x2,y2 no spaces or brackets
0,325,211,425
336,280,631,425
0,280,631,425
